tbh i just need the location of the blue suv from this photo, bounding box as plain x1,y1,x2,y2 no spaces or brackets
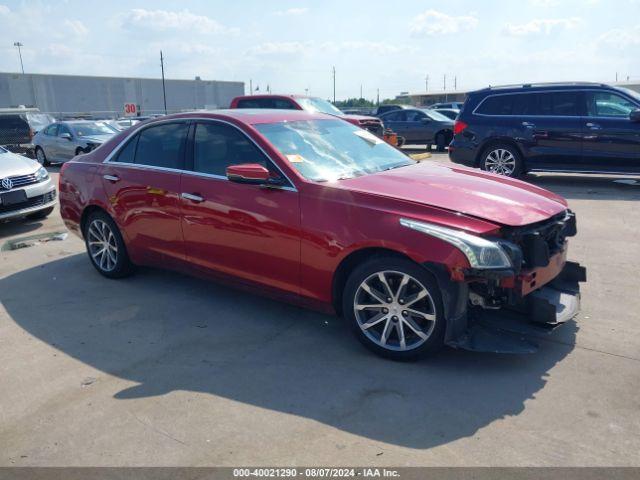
449,82,640,177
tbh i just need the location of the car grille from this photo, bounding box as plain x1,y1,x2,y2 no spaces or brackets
0,173,39,191
0,190,56,214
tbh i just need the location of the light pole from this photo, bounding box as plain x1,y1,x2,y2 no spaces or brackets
13,42,24,74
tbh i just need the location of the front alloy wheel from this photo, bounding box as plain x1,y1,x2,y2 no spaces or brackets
481,144,522,177
343,257,445,360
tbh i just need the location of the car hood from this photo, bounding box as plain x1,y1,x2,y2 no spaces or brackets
337,161,568,227
0,150,39,177
340,114,382,123
80,134,113,144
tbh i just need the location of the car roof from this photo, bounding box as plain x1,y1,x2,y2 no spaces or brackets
146,109,336,125
233,94,315,101
468,82,623,96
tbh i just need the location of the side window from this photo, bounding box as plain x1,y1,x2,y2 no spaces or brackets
512,94,535,115
405,110,425,122
550,92,581,116
383,111,405,122
476,95,513,115
135,123,188,169
58,124,71,136
113,134,139,164
45,124,58,136
237,99,262,108
587,92,636,117
272,99,297,109
193,122,267,176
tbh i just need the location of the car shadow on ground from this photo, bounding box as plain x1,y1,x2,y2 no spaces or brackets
525,174,640,201
1,253,577,449
0,220,46,239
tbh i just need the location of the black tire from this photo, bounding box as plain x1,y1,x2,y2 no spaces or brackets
479,143,523,178
435,132,447,152
35,147,50,167
26,206,53,220
425,143,432,151
83,210,134,279
342,256,446,361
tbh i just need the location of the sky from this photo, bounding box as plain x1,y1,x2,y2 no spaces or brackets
0,0,638,101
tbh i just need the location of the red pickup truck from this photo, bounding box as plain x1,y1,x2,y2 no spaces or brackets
229,94,402,146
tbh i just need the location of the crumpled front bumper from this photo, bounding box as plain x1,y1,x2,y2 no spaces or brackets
443,261,586,354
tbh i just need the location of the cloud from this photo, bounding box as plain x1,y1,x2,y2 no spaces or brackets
0,4,10,15
597,24,640,48
410,10,478,36
503,17,583,36
274,8,308,16
120,9,233,34
246,41,308,56
529,0,559,6
64,19,88,36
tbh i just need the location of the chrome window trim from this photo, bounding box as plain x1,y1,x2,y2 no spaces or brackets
472,88,640,118
103,117,298,192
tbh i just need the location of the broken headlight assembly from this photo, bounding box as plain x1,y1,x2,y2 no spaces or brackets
400,218,515,270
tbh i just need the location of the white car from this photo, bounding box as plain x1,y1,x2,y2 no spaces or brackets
0,146,56,222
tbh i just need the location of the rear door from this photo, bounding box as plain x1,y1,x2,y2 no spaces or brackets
581,90,640,173
381,110,408,140
517,91,585,171
404,110,433,143
101,121,189,267
179,120,301,294
56,124,76,161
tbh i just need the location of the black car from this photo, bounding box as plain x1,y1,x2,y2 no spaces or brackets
0,111,55,157
374,104,411,116
379,108,454,151
449,82,640,177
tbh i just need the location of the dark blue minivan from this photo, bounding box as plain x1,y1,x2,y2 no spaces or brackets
449,82,640,177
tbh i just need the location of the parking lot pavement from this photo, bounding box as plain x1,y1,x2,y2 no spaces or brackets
1,163,639,467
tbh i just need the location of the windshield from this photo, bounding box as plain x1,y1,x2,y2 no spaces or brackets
71,122,115,137
255,119,414,182
424,109,452,122
25,113,55,131
297,97,344,116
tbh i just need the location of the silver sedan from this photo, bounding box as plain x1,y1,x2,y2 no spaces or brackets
33,121,117,165
0,146,56,222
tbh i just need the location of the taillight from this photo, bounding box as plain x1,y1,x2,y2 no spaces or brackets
453,120,468,135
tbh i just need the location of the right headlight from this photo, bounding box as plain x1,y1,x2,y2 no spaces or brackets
35,166,49,182
400,218,512,269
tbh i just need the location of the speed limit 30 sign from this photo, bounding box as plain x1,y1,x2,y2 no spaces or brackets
123,103,139,117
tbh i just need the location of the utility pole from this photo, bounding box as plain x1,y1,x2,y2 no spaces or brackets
425,75,429,92
332,66,336,103
376,88,380,106
454,76,457,91
443,74,447,91
160,51,167,115
360,84,363,99
249,79,253,95
13,42,24,74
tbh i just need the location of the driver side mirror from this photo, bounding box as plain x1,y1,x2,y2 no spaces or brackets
630,109,640,122
226,163,271,184
60,132,72,140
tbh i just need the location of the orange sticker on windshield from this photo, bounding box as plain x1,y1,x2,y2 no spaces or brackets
286,154,305,163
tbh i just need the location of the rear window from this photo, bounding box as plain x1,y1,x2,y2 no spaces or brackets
236,98,296,109
476,91,582,116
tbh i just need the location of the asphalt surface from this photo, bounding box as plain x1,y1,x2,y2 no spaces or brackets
1,154,639,466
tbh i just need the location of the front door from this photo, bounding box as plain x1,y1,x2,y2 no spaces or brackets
56,124,76,161
581,90,640,173
101,121,190,267
180,120,301,295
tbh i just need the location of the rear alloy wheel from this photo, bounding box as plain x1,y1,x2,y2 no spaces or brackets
435,132,447,152
343,257,445,360
480,144,523,177
35,147,50,166
84,211,134,278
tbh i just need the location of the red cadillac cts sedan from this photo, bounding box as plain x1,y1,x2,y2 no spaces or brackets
59,110,585,359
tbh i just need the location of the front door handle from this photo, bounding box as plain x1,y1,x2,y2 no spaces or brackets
103,174,120,183
586,122,601,130
181,192,204,203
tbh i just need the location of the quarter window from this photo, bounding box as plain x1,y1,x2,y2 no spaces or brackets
135,123,188,169
193,122,267,176
114,134,139,164
587,92,636,117
476,95,513,115
382,111,406,122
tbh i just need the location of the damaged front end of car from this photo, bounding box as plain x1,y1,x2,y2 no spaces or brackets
405,211,586,353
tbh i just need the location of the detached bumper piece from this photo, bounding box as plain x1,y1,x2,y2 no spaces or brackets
449,261,586,354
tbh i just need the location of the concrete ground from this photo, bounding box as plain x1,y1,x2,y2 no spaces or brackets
1,155,639,466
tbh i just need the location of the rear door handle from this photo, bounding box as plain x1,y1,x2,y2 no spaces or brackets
586,122,601,130
181,192,204,203
103,174,120,183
